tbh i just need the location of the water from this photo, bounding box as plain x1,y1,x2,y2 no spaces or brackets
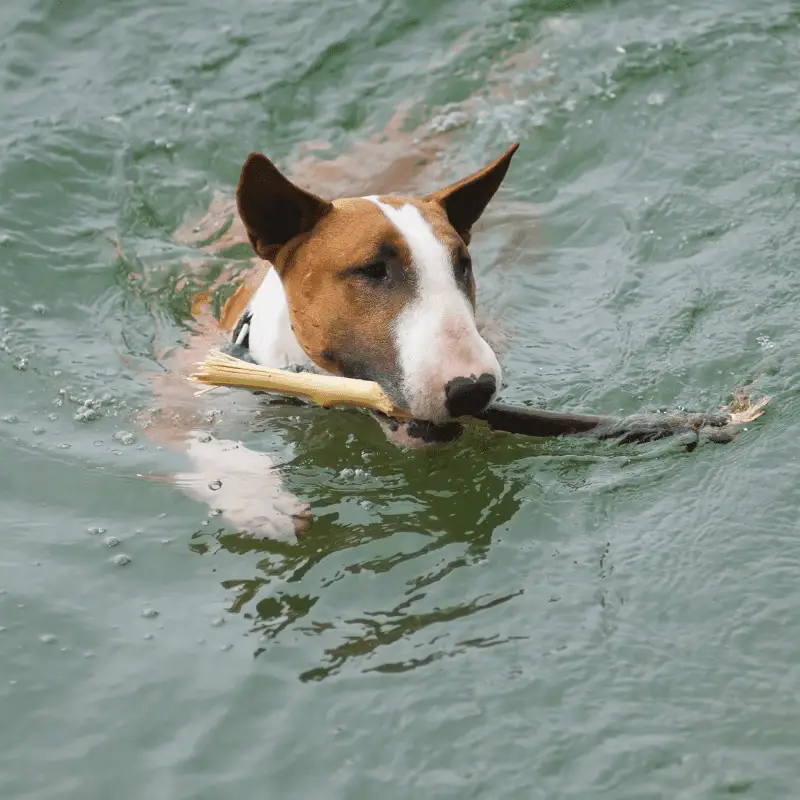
1,0,799,797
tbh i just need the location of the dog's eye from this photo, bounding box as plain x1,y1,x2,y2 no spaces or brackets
456,254,472,280
356,261,389,282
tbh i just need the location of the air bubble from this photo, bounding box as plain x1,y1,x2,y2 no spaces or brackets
756,335,775,351
208,479,222,491
339,467,367,480
75,407,102,422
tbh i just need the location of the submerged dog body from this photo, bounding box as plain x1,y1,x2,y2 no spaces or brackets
229,143,519,445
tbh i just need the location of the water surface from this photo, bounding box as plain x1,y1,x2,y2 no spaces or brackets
2,0,799,797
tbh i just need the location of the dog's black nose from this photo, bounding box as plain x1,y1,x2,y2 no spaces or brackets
444,374,497,417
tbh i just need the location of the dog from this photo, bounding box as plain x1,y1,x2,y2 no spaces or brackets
137,142,519,538
229,140,518,449
137,41,543,537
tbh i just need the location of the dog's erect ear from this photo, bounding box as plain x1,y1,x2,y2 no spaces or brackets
425,142,519,244
236,153,333,263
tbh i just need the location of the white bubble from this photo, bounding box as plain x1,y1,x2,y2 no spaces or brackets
75,407,102,422
112,430,136,445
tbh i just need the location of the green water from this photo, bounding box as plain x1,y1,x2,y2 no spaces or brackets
2,0,800,797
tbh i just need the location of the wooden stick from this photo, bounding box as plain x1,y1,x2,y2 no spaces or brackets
190,349,770,443
191,350,405,417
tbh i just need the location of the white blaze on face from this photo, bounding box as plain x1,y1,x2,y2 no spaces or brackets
366,197,502,422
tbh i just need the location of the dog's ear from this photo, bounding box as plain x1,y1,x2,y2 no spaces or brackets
425,142,519,244
236,153,333,263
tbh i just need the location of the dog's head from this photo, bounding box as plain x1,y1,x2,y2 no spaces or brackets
236,143,518,441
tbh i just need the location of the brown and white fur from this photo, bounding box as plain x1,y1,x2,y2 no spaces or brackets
138,41,544,537
231,142,518,448
138,144,519,538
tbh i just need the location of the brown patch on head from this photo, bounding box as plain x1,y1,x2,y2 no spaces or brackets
274,198,418,396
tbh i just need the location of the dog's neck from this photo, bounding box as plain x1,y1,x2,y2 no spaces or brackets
233,267,317,371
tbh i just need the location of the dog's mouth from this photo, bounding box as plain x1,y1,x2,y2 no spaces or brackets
373,412,464,448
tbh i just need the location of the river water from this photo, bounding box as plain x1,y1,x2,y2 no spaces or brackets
2,0,799,797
